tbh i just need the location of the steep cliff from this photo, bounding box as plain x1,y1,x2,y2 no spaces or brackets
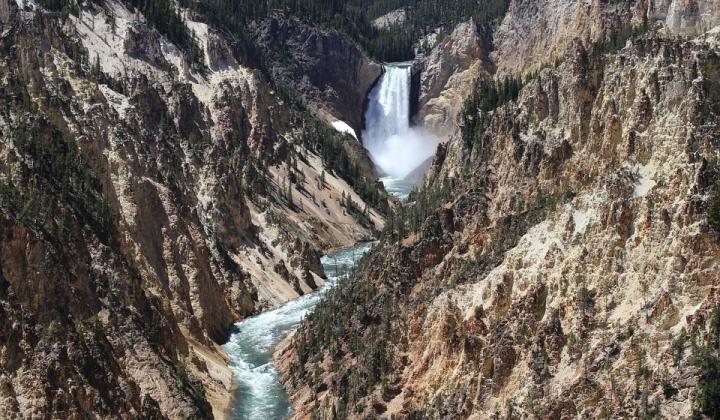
279,7,720,419
492,0,720,77
414,20,492,137
251,15,383,133
413,0,720,138
0,0,387,417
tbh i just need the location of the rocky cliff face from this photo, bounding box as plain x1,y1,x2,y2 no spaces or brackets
414,20,492,137
252,15,382,132
492,0,720,77
413,0,720,138
279,5,720,418
0,1,387,417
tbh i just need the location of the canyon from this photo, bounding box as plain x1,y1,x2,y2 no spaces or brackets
0,0,718,419
278,1,720,420
0,0,389,417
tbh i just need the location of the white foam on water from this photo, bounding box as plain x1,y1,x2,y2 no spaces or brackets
224,242,374,419
380,176,415,200
362,65,439,187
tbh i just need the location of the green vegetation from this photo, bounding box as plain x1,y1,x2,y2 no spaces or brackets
361,0,510,59
126,0,204,65
692,305,720,418
383,176,453,241
291,182,579,416
296,117,389,213
705,160,720,232
671,329,688,366
38,0,202,65
147,316,164,347
591,20,650,58
36,0,82,19
576,281,594,315
699,159,720,232
179,0,510,62
458,21,654,151
340,191,374,228
291,250,396,415
0,116,114,246
460,76,523,146
708,196,720,231
0,44,113,247
174,361,212,417
662,380,679,399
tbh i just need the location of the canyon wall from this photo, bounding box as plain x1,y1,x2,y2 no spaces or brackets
279,2,720,418
414,20,492,137
252,15,383,132
0,1,387,417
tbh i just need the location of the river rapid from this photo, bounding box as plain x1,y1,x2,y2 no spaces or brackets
225,63,429,419
223,242,374,419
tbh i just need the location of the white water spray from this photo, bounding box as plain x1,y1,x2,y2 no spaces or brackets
362,64,438,183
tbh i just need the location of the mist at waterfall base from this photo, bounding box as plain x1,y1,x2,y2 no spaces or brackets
365,127,436,179
222,65,430,419
362,65,438,196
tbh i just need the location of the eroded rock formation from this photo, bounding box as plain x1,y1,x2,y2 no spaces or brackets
0,1,388,417
279,3,720,418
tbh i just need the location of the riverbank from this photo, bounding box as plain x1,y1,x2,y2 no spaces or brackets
222,242,375,419
271,330,298,410
179,331,235,419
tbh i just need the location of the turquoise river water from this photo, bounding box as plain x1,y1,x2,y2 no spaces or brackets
223,242,374,419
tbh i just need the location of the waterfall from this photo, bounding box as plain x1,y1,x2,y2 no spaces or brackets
363,65,411,151
362,64,438,185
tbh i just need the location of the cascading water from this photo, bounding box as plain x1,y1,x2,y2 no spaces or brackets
362,64,438,198
363,65,411,156
224,243,373,419
224,63,432,420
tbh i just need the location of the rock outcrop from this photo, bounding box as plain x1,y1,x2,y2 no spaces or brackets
414,19,492,137
279,6,720,419
251,15,382,132
0,1,387,417
493,0,720,77
413,0,720,141
372,9,406,29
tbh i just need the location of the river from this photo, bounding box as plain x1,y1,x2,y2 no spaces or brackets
224,63,429,418
223,242,374,419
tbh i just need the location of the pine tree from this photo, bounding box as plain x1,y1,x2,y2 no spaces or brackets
93,55,101,81
287,181,293,206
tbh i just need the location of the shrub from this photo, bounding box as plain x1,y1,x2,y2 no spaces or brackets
708,194,720,231
692,305,720,418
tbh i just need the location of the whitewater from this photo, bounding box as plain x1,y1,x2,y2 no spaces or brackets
223,243,373,419
224,63,432,420
362,64,439,197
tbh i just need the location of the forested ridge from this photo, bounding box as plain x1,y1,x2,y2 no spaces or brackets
179,0,511,62
35,0,510,78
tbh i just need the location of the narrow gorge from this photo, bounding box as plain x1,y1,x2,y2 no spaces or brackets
224,59,429,418
224,242,373,419
0,0,719,419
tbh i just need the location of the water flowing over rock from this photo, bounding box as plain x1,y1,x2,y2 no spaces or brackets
225,243,373,419
280,4,720,419
363,64,439,188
